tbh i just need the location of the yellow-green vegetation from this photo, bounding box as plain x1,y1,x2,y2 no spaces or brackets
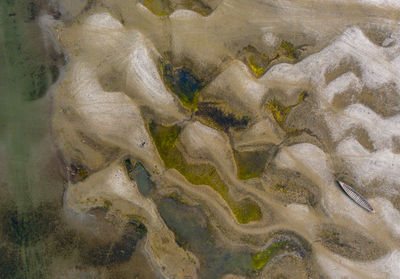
149,121,262,223
279,41,298,60
143,0,172,15
267,91,306,133
142,0,213,16
268,99,292,127
241,46,271,78
246,53,269,78
161,61,203,110
233,198,262,224
252,241,292,271
78,167,89,180
233,150,268,180
240,42,298,78
178,0,213,16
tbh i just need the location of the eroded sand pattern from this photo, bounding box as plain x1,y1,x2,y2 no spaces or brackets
27,0,400,277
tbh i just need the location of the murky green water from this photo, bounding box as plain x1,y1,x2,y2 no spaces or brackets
0,0,60,205
157,197,255,278
0,1,65,278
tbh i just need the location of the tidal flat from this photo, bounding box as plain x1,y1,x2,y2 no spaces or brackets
2,0,400,278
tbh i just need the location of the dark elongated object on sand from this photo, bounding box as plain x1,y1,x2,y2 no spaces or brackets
337,181,375,213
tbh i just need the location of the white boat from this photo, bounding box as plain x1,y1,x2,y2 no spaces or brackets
337,181,375,213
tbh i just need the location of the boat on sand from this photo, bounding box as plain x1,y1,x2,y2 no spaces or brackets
337,180,375,213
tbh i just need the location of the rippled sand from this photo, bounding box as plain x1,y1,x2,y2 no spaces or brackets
30,0,400,278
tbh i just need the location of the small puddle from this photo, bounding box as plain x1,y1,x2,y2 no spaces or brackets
133,162,155,196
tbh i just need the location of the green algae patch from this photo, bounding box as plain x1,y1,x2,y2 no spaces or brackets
251,231,311,272
252,241,293,271
161,62,203,109
149,121,228,197
195,102,250,131
149,121,262,223
232,198,262,224
234,150,269,180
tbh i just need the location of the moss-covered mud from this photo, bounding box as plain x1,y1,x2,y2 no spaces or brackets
234,149,269,179
149,121,262,223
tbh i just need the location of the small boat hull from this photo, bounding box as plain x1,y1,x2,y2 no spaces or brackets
336,181,375,213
